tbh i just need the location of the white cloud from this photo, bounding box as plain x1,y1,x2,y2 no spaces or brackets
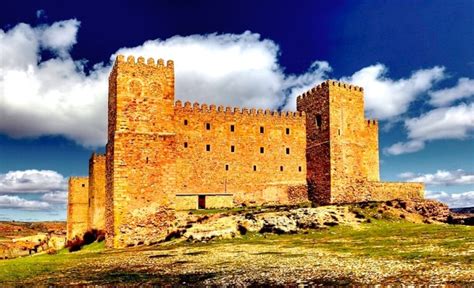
0,195,50,210
0,19,109,147
0,170,67,193
429,78,474,107
0,19,470,150
385,103,474,155
399,169,474,185
341,64,446,120
384,140,425,156
426,190,474,208
41,191,68,204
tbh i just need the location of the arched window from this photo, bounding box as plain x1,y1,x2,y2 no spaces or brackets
316,114,322,129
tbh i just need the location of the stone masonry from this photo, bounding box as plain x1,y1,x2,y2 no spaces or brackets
67,55,424,248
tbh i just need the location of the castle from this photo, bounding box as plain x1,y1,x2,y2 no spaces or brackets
67,55,424,248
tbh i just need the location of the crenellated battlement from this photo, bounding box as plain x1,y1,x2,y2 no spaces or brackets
297,79,364,103
365,119,378,126
174,100,305,118
115,54,174,70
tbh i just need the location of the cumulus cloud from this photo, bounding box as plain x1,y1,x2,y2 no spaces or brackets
426,190,474,208
0,195,50,210
341,64,446,120
0,18,470,150
385,103,474,155
41,191,68,204
0,19,109,147
399,169,474,185
429,78,474,107
0,170,67,193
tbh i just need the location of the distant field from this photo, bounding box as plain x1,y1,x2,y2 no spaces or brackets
0,220,472,286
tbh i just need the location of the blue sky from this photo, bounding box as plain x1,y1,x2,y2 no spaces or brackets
0,0,473,221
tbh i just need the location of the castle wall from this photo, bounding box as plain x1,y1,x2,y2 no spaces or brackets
331,181,424,203
67,177,89,240
174,102,308,206
88,153,106,231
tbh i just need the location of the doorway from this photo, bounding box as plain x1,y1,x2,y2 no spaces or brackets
198,195,206,209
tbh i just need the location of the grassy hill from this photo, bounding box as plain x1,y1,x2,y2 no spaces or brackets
0,218,472,286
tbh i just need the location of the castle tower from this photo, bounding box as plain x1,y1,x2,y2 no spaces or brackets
87,153,106,231
297,80,380,204
67,177,89,240
106,55,177,248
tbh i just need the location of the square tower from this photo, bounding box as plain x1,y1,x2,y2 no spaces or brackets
106,55,177,248
67,177,89,240
297,80,380,204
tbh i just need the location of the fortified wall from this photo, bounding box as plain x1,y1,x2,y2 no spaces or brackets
68,54,424,248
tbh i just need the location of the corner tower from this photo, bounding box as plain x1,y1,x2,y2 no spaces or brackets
106,55,177,248
297,80,380,204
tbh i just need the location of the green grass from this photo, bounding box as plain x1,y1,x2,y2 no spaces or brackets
0,241,106,283
0,221,472,285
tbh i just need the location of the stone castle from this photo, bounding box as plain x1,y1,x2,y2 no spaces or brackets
67,55,424,248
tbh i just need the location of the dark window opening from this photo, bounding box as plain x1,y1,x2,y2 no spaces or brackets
280,166,284,171
253,165,257,171
286,128,290,135
260,126,264,133
184,142,188,148
206,123,211,130
225,164,229,171
338,129,341,135
298,166,302,172
316,114,322,129
231,145,235,152
81,184,85,188
260,147,264,154
286,148,290,154
184,119,188,125
206,144,211,151
146,157,149,163
230,125,235,132
198,195,206,209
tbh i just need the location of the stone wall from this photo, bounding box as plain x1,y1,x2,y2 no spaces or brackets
174,102,307,206
331,181,424,204
67,177,89,240
88,153,106,231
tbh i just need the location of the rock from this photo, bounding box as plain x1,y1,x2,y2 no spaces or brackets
259,214,297,234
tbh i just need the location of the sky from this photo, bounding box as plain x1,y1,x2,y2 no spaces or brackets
0,0,473,221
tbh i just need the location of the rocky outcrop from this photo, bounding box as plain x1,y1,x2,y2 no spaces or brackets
385,199,450,222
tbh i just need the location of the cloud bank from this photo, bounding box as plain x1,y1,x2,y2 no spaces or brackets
0,18,472,156
0,195,50,210
399,169,474,185
426,190,474,208
0,170,67,193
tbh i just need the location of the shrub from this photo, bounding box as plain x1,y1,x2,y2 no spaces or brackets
66,237,84,252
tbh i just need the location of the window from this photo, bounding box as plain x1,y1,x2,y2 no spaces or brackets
184,119,188,125
82,184,85,188
206,144,211,151
253,165,257,171
338,129,341,135
231,145,235,152
184,142,188,148
260,126,264,133
298,166,302,172
280,166,284,171
316,114,322,129
146,157,149,163
260,147,264,154
225,164,229,171
230,125,235,132
206,123,211,130
286,147,290,154
286,128,290,135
